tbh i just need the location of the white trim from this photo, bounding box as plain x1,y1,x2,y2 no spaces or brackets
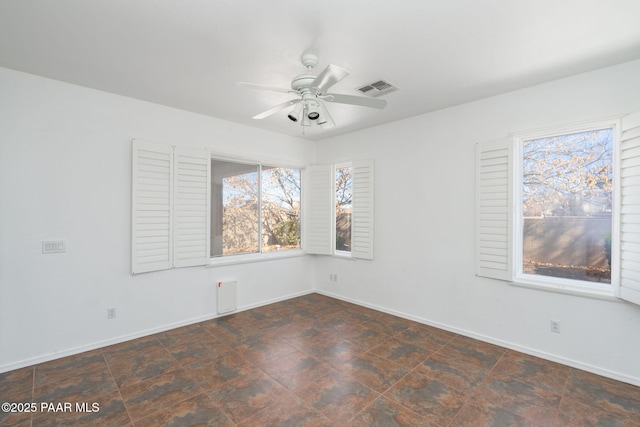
315,289,640,387
210,158,302,259
131,139,174,274
0,289,314,374
207,148,306,171
206,250,306,267
509,279,617,301
618,111,640,305
512,118,619,293
329,253,357,261
258,164,263,258
476,137,512,280
612,119,622,295
334,161,352,256
351,158,375,260
511,115,624,142
334,250,353,258
173,146,211,268
304,164,334,255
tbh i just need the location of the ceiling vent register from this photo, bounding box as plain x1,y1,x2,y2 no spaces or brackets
356,80,398,97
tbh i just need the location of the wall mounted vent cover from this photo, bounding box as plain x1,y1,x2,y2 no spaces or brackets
355,80,399,97
217,280,237,314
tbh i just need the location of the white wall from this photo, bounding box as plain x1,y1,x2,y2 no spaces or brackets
0,67,315,371
314,59,640,385
4,59,640,385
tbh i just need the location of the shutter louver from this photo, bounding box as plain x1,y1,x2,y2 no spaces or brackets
132,140,173,274
304,165,333,255
173,146,211,268
351,159,374,260
476,138,512,281
619,111,640,305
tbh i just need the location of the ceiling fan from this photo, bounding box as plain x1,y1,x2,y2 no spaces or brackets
236,53,387,128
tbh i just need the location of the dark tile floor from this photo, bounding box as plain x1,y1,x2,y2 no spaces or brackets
2,293,640,426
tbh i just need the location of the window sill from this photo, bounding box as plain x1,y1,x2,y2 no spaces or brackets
206,249,305,267
509,278,620,302
333,251,354,260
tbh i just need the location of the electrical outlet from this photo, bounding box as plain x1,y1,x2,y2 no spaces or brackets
550,320,560,333
107,308,117,319
329,274,338,282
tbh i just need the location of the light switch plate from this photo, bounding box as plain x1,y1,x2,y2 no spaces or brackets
42,240,66,254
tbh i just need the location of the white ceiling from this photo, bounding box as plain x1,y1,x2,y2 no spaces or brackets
1,0,640,141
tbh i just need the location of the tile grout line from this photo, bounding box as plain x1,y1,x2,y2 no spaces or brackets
389,335,462,425
348,325,456,424
249,333,338,426
105,335,198,426
218,312,344,425
10,295,637,425
100,348,136,426
259,309,387,423
276,332,366,423
404,333,499,427
445,348,510,427
171,319,318,424
552,367,572,426
147,331,239,426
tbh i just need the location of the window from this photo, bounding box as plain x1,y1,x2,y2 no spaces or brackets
305,160,374,260
261,166,301,252
210,160,259,257
335,164,353,253
476,112,640,305
131,140,304,274
517,127,613,287
210,159,301,258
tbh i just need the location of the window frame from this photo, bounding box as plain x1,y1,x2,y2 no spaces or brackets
207,151,304,267
210,158,261,258
334,161,353,258
304,159,374,260
511,118,621,298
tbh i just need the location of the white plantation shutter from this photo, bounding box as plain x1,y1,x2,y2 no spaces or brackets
304,164,333,255
173,146,211,268
351,159,374,260
132,140,173,274
476,138,512,281
619,111,640,306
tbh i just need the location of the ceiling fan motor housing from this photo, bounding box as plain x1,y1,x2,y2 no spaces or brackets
291,73,317,92
291,53,320,92
300,52,319,68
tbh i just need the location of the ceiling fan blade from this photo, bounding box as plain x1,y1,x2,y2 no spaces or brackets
252,99,300,119
310,64,350,93
323,93,387,109
236,82,293,94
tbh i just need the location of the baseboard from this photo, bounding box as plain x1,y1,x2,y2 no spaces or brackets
7,287,637,388
316,289,640,387
0,289,314,374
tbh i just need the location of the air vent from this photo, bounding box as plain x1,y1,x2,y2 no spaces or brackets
355,79,398,97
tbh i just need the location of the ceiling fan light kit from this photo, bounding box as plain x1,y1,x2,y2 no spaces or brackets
306,100,320,120
237,52,388,129
287,102,304,122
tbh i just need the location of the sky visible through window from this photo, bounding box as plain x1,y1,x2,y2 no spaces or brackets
523,128,613,217
216,166,301,256
522,128,613,284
